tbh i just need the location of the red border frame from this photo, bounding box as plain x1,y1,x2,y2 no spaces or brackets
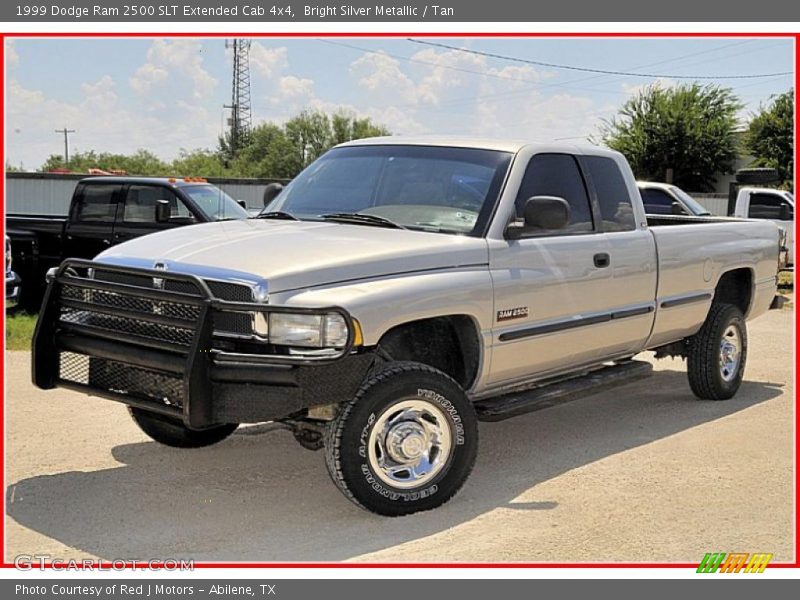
0,30,797,571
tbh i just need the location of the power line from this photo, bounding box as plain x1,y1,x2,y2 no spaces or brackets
406,38,793,80
319,39,788,115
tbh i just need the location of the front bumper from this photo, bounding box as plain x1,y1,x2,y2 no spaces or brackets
33,259,374,429
5,270,21,309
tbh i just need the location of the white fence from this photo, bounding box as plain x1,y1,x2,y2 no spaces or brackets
690,194,730,216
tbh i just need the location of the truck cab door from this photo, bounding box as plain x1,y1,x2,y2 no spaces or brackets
64,183,123,260
112,184,197,244
487,152,657,387
746,191,794,263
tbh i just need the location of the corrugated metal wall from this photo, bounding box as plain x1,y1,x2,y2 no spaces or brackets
4,173,289,215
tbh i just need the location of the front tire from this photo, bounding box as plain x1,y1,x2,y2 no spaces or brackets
687,303,747,400
129,408,238,448
324,362,478,516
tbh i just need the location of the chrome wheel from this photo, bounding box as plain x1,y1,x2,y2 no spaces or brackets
719,324,742,382
367,399,453,489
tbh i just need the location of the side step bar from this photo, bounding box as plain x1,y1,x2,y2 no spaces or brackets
474,360,653,422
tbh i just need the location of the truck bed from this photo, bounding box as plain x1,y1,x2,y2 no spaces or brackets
646,216,780,349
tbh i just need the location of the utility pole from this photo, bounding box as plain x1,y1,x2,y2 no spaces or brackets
55,127,76,165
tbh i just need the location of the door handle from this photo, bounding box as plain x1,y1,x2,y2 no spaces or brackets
594,253,610,268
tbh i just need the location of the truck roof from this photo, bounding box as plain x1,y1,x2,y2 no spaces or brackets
637,181,675,191
335,135,621,158
79,176,213,188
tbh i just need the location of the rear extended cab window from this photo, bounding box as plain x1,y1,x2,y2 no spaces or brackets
583,156,637,232
73,184,122,222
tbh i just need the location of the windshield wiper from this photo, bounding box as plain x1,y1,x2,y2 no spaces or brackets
255,211,300,221
321,212,407,230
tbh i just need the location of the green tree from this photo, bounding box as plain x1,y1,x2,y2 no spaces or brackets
232,123,303,179
284,110,333,168
170,149,230,178
41,149,169,175
745,89,794,190
34,109,391,179
331,110,390,145
599,83,742,192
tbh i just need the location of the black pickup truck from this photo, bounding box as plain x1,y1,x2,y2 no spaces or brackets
7,176,250,310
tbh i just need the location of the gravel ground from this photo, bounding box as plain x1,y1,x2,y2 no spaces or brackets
4,307,794,564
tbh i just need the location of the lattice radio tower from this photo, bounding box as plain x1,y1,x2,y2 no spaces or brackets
224,39,253,156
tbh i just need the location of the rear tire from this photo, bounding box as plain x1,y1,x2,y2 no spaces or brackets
324,362,478,516
129,408,238,448
687,303,747,400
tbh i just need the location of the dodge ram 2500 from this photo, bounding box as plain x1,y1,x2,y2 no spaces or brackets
32,138,783,516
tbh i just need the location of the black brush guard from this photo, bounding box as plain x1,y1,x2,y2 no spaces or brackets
33,259,374,429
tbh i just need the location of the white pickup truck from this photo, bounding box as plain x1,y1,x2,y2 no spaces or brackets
730,187,794,265
33,138,783,516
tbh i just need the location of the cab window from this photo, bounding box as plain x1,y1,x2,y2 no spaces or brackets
583,156,637,232
749,193,793,220
641,188,682,215
74,184,121,222
123,185,195,223
515,153,594,234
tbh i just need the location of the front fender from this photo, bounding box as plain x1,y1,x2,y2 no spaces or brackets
269,267,494,347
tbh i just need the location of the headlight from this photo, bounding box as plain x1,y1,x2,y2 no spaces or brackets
268,312,350,348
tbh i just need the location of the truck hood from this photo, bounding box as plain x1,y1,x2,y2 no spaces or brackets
96,219,489,293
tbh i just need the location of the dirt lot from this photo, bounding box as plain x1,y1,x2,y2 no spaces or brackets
4,307,794,564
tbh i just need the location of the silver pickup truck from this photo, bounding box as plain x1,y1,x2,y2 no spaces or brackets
33,137,783,516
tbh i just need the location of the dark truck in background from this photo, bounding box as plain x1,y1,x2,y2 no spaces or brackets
7,176,250,310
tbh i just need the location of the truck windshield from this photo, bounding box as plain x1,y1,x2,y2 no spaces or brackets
262,145,513,235
671,186,712,216
182,185,250,221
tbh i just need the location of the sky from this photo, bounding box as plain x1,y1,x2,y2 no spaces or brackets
4,37,795,170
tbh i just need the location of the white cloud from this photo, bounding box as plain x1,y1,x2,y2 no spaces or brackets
80,75,118,112
277,75,314,99
249,43,288,78
130,39,216,100
342,47,600,143
5,40,618,170
351,51,422,104
129,63,168,95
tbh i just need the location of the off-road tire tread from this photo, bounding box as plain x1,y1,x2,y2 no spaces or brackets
323,361,477,516
687,302,746,400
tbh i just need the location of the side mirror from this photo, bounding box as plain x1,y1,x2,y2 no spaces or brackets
671,201,686,215
155,199,171,223
263,182,284,207
779,203,793,221
237,199,247,209
507,196,571,239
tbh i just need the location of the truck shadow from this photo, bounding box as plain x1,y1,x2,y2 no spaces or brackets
5,370,784,562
